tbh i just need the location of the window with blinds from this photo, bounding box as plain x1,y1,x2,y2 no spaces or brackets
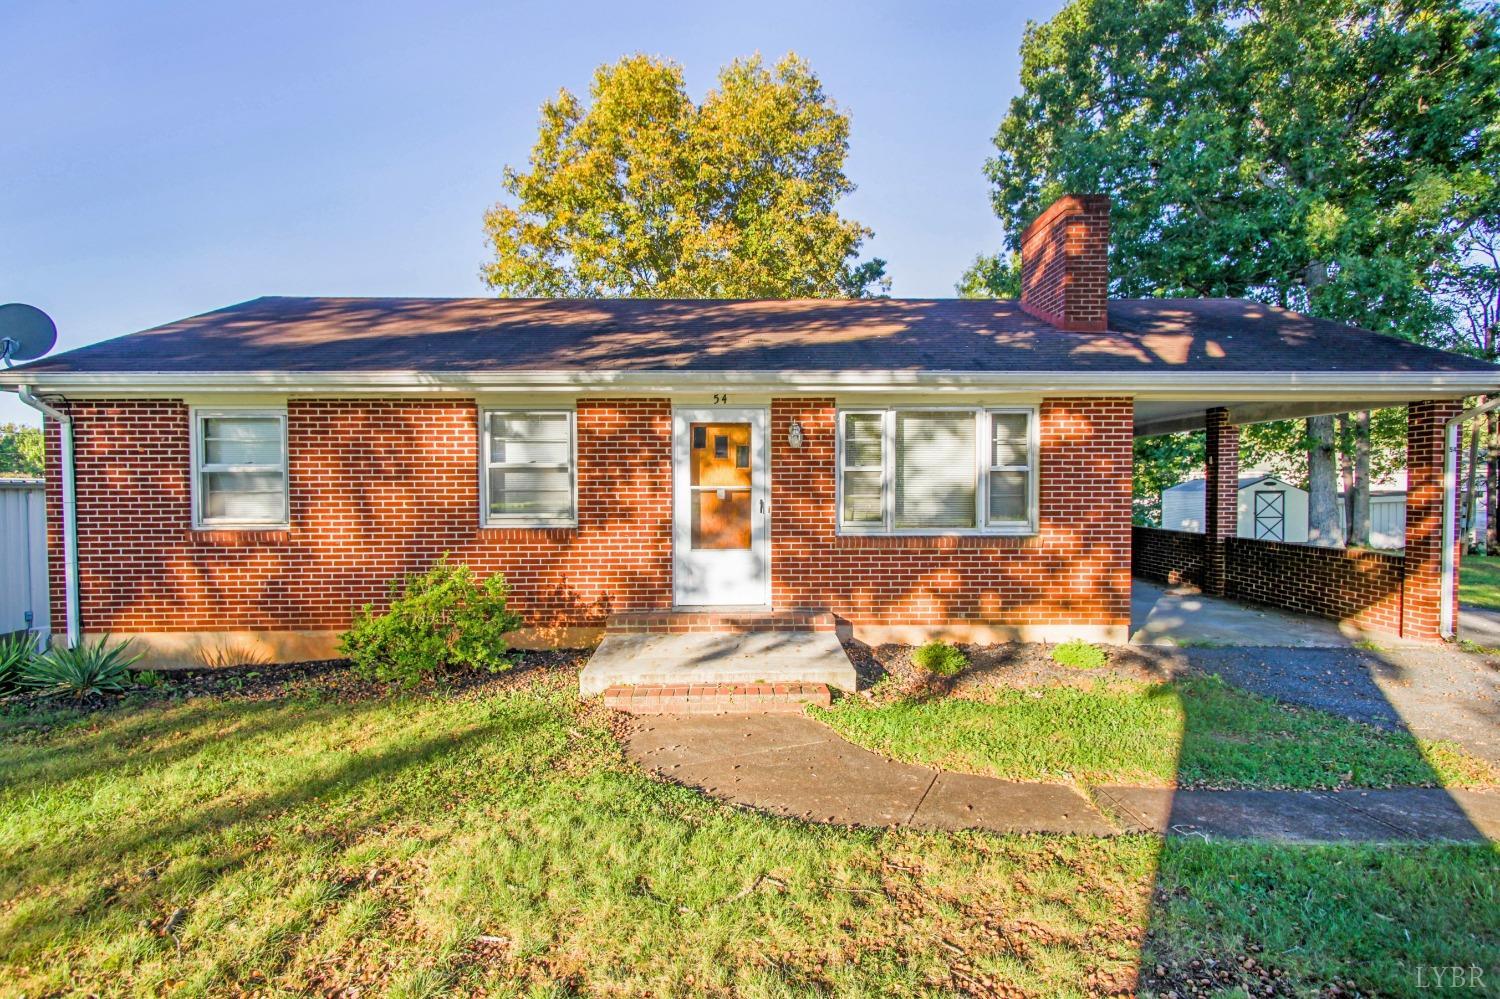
192,409,288,528
837,408,1036,534
483,410,576,526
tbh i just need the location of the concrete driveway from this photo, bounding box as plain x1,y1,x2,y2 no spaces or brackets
1461,605,1500,649
1130,578,1364,647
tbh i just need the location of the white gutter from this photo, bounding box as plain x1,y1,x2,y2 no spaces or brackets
16,388,79,648
1441,396,1500,639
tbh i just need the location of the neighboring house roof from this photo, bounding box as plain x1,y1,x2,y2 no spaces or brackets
1169,475,1412,499
1166,475,1288,494
9,295,1499,376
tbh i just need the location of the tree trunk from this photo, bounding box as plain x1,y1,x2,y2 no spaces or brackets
1351,410,1371,547
1307,415,1343,546
1338,415,1355,541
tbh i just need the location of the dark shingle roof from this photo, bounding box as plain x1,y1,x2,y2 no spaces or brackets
12,295,1498,375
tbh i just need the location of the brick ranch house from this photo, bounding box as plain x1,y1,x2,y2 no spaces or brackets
6,195,1499,676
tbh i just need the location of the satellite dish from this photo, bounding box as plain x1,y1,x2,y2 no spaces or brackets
0,304,57,365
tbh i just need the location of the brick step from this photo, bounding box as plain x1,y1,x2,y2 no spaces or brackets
602,682,832,715
605,608,836,634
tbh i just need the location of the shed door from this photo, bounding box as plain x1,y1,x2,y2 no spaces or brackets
1253,490,1285,541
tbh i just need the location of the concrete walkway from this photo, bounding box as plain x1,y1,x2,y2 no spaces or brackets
626,714,1499,842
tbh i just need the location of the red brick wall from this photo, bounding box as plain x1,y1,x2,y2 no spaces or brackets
1135,526,1405,636
1404,400,1462,640
1202,407,1239,595
47,394,1135,641
770,397,1133,629
1224,537,1405,635
47,398,673,636
1019,194,1111,333
1132,527,1206,587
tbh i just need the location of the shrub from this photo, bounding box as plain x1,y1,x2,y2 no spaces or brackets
912,641,968,677
340,557,522,687
0,633,36,694
23,637,142,699
1051,639,1107,670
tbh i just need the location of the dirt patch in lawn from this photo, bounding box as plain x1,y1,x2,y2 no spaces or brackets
844,639,1192,703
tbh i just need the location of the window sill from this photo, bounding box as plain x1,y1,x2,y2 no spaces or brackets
835,533,1039,549
480,523,578,535
187,527,291,546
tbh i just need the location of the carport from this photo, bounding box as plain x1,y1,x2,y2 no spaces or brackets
1133,394,1500,644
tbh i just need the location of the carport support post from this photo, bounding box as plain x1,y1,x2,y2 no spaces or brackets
1405,400,1463,640
1203,407,1239,596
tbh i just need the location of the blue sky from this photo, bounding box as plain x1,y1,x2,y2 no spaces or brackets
2,0,1064,424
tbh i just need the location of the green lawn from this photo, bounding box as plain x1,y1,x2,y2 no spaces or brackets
1461,553,1500,608
813,674,1496,790
1,664,1494,997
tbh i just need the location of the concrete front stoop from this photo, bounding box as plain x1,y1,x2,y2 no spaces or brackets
579,609,858,701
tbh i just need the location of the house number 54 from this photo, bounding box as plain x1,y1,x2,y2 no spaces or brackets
712,393,729,404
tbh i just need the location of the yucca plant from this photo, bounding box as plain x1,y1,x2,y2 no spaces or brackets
23,637,142,700
0,632,36,694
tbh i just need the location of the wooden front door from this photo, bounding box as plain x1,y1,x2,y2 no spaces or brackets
672,408,769,605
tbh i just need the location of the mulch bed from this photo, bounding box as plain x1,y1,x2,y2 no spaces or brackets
842,639,1195,703
0,649,593,732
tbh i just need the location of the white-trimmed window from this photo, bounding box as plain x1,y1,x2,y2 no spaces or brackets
837,407,1037,535
192,408,289,529
482,409,576,527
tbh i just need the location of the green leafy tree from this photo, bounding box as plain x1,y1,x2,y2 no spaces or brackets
981,0,1500,539
955,251,1020,299
483,53,888,298
1434,219,1500,548
0,423,43,477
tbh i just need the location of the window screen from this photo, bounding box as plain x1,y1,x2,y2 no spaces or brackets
986,411,1032,527
485,411,575,524
195,411,287,527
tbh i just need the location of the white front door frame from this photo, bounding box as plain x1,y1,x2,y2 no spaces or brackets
672,407,771,607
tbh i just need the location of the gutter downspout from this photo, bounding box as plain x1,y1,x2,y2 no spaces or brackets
16,388,79,648
1441,396,1500,640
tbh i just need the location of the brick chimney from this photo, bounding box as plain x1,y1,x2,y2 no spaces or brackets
1019,194,1111,332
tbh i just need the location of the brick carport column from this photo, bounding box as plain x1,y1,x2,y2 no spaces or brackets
1403,399,1462,640
1203,407,1239,596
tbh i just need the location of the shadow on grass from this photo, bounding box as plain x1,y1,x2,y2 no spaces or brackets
0,691,562,961
1129,620,1494,994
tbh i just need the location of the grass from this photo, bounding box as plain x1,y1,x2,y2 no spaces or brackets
1,665,1494,997
1460,553,1500,608
1148,840,1499,996
0,669,1157,996
813,675,1497,789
